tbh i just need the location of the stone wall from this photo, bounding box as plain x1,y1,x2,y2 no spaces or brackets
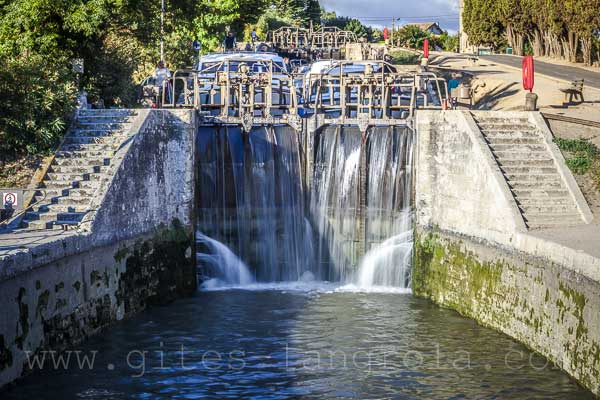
414,229,600,395
0,109,198,389
0,222,196,389
414,110,600,395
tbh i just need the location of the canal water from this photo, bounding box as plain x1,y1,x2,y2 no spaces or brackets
4,285,591,399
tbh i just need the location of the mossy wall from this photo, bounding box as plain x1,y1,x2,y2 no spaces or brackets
413,228,600,396
0,220,196,389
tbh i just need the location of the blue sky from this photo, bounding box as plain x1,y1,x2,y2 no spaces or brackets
319,0,460,33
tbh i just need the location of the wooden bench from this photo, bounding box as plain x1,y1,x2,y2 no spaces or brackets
560,79,585,104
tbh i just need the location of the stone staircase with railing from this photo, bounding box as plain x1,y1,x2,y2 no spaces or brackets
20,109,138,230
473,114,587,230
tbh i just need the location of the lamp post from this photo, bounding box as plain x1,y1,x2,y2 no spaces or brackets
160,0,165,62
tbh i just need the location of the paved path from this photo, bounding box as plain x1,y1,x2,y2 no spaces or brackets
480,55,600,89
0,229,74,258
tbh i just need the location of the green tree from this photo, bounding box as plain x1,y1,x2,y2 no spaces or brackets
344,19,368,38
396,25,430,49
0,54,77,156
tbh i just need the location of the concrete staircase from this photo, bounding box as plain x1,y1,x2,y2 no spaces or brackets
21,109,137,230
473,115,585,230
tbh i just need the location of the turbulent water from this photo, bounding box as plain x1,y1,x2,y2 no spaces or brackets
4,288,591,400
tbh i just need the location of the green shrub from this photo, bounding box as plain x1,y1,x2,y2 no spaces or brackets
389,50,420,65
0,54,77,157
555,138,600,187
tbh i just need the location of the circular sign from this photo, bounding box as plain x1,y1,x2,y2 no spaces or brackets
3,192,17,206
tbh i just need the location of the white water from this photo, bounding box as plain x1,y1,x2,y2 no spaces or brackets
355,229,413,288
196,232,254,285
196,124,414,290
310,126,415,289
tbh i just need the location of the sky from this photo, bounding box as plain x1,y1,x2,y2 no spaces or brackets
319,0,460,33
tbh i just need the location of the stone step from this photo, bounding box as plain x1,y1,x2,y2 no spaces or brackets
78,109,136,117
41,180,77,190
519,203,579,214
51,195,93,206
524,211,582,220
41,179,100,190
33,203,89,213
52,157,110,167
490,144,547,153
46,172,105,181
513,188,571,198
498,159,555,167
49,164,110,175
474,117,529,124
37,187,96,198
60,142,116,151
54,151,112,163
64,134,116,145
504,172,562,181
24,211,85,222
525,214,584,228
76,115,134,124
492,151,553,160
65,129,123,144
500,166,557,174
478,123,536,131
483,129,539,137
507,180,564,190
73,122,128,130
516,197,574,206
485,137,543,145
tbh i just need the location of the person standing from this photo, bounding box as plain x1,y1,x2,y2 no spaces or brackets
223,32,237,51
192,38,202,66
154,60,172,105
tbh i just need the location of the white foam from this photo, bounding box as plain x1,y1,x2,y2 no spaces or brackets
200,280,412,295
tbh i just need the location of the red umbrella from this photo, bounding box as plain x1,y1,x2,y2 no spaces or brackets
423,39,430,58
383,27,389,41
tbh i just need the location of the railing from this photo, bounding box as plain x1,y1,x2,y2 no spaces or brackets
302,61,448,123
267,26,359,52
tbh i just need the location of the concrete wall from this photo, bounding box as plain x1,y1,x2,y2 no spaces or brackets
414,229,600,395
414,110,600,395
0,109,197,389
415,110,527,244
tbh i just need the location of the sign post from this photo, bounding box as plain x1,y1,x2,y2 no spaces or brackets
1,189,22,210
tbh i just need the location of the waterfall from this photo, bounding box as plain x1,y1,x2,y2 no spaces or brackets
196,232,254,285
196,125,317,282
310,125,414,288
196,121,414,288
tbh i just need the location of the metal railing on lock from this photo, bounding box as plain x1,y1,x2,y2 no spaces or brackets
303,61,449,121
161,69,198,108
161,59,300,118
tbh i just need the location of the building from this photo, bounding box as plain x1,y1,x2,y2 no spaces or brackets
405,22,444,36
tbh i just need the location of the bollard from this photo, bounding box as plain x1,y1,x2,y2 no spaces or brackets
525,92,538,111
